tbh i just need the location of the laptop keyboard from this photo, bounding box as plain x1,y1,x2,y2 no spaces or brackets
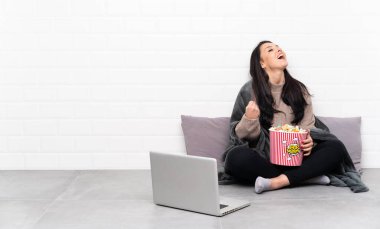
220,204,228,209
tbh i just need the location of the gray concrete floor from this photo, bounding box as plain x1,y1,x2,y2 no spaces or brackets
0,169,379,229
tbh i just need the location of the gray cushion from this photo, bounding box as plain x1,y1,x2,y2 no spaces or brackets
181,115,362,173
316,116,362,173
181,115,230,165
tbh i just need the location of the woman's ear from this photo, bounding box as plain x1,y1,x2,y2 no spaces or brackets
260,59,265,69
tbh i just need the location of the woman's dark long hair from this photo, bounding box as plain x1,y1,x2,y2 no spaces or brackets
250,40,311,130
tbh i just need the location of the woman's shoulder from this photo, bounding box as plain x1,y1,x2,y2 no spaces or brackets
238,79,253,99
303,90,313,104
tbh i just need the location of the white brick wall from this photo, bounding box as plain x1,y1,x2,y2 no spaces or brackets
0,0,380,169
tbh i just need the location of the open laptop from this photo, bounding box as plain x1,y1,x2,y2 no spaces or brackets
149,151,250,217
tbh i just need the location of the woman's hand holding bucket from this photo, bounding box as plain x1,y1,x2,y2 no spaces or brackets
301,130,313,156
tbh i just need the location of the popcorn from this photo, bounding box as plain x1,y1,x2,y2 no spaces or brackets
269,124,308,166
269,124,307,133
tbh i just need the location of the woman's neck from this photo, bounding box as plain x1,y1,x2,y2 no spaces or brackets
267,69,285,85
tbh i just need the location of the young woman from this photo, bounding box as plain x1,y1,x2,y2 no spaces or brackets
222,40,368,194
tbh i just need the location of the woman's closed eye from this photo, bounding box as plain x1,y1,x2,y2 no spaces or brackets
268,49,273,52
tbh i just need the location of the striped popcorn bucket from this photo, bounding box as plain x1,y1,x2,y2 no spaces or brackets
269,130,308,166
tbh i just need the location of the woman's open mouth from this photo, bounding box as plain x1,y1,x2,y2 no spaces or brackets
277,54,285,60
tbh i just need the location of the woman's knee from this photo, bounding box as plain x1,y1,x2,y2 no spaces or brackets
319,139,346,159
225,147,252,172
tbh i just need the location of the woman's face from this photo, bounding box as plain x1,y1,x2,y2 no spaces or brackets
259,42,288,71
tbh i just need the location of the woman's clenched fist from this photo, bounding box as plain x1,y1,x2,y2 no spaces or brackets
245,100,260,119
